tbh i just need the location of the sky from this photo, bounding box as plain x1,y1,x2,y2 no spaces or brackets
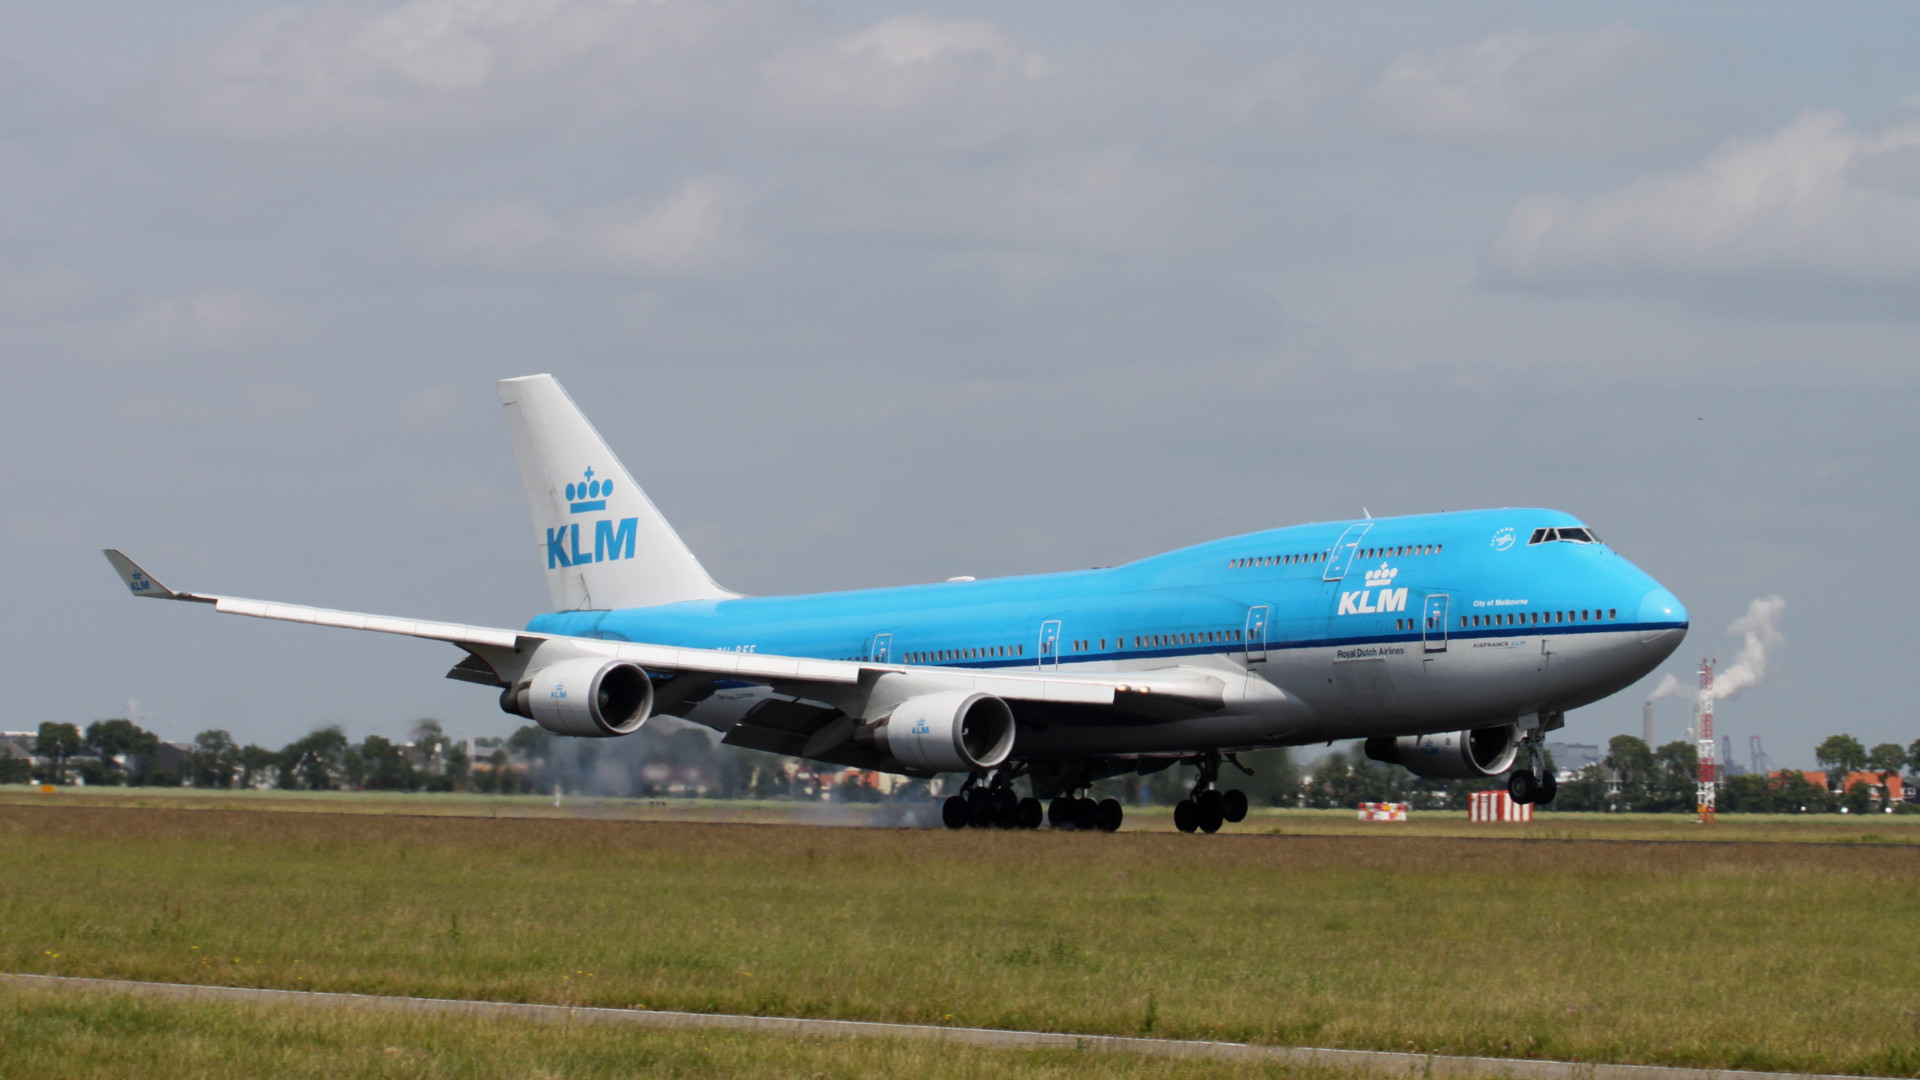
4,2,1918,765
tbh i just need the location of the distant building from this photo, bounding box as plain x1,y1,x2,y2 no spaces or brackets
1545,741,1601,780
1777,770,1906,804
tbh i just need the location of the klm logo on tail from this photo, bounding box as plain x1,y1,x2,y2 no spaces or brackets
547,466,638,569
566,466,611,513
1338,563,1408,616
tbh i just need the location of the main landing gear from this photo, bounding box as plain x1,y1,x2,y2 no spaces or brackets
1046,793,1124,832
941,770,1118,831
1507,717,1559,806
1173,752,1251,834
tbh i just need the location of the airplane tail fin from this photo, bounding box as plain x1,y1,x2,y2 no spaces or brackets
498,374,734,611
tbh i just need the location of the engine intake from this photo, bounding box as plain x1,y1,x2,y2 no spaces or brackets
1365,725,1519,779
860,691,1016,773
501,658,653,737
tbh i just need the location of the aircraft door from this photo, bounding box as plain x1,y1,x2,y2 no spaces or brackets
1422,594,1450,653
1038,620,1062,671
1324,523,1374,581
1244,605,1269,664
868,632,893,663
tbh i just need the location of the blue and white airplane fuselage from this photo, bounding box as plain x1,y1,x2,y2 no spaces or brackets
530,508,1686,758
107,374,1686,831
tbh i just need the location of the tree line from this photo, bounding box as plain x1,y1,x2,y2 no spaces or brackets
1546,733,1919,814
10,716,1917,813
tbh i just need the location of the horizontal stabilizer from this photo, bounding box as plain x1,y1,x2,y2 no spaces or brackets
102,550,208,603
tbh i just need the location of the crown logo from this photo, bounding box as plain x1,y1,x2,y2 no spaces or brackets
1363,563,1397,588
565,467,612,514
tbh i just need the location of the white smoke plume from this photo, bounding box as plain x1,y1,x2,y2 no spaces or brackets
1713,595,1786,700
1643,595,1786,706
1646,673,1686,702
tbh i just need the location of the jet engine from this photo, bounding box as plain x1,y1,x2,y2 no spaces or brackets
501,658,652,737
1365,725,1519,779
858,691,1016,773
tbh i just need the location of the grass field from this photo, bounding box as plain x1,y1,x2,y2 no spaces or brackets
4,793,1919,1076
0,984,1356,1080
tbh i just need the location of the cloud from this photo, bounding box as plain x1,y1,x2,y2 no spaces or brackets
437,178,751,276
1482,110,1920,303
0,266,93,313
1370,26,1718,160
156,0,778,140
757,15,1052,152
118,290,286,353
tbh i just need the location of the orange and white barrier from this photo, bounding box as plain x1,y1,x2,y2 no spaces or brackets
1469,790,1532,822
1357,802,1408,821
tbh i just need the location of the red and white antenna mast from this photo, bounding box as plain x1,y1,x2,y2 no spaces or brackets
1696,659,1716,823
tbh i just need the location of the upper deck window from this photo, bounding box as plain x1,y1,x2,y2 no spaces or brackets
1528,526,1601,545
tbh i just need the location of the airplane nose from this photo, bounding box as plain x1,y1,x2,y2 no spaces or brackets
1637,586,1688,658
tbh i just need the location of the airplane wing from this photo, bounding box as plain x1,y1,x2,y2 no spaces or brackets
103,550,1226,713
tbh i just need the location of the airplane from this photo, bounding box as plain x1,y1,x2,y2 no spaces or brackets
106,374,1688,833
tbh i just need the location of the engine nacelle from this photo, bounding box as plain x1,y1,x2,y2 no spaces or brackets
1365,725,1520,780
861,691,1016,773
500,658,653,737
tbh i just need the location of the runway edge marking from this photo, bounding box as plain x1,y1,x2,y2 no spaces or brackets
0,973,1880,1080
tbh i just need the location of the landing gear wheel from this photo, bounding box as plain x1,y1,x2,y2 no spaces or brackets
1073,798,1100,831
1508,769,1537,805
1173,799,1199,833
966,787,996,826
1017,796,1044,830
1198,799,1225,834
1047,797,1073,829
992,788,1020,829
1221,789,1249,823
942,795,970,830
1096,798,1124,833
1197,789,1224,818
1536,771,1558,806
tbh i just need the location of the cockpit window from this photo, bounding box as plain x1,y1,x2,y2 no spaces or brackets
1529,526,1601,545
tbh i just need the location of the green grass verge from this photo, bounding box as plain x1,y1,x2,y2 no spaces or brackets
6,785,1917,843
3,803,1918,1075
0,985,1354,1080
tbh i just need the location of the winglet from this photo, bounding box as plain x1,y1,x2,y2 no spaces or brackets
102,550,210,603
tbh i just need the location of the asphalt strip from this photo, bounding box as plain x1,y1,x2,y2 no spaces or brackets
1,973,1887,1080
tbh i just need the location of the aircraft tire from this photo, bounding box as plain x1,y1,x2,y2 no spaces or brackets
1222,789,1249,823
1017,797,1044,830
1537,771,1558,806
1507,770,1536,805
1173,799,1199,833
1047,797,1073,828
1073,798,1100,831
941,796,970,830
1096,798,1124,833
1198,801,1225,834
1196,789,1224,819
967,787,996,826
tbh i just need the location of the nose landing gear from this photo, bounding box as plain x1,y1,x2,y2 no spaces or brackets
1507,712,1561,806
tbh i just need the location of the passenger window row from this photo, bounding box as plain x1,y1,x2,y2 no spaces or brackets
1229,542,1440,570
907,643,1024,664
1134,629,1243,648
909,628,1253,663
1459,608,1618,629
